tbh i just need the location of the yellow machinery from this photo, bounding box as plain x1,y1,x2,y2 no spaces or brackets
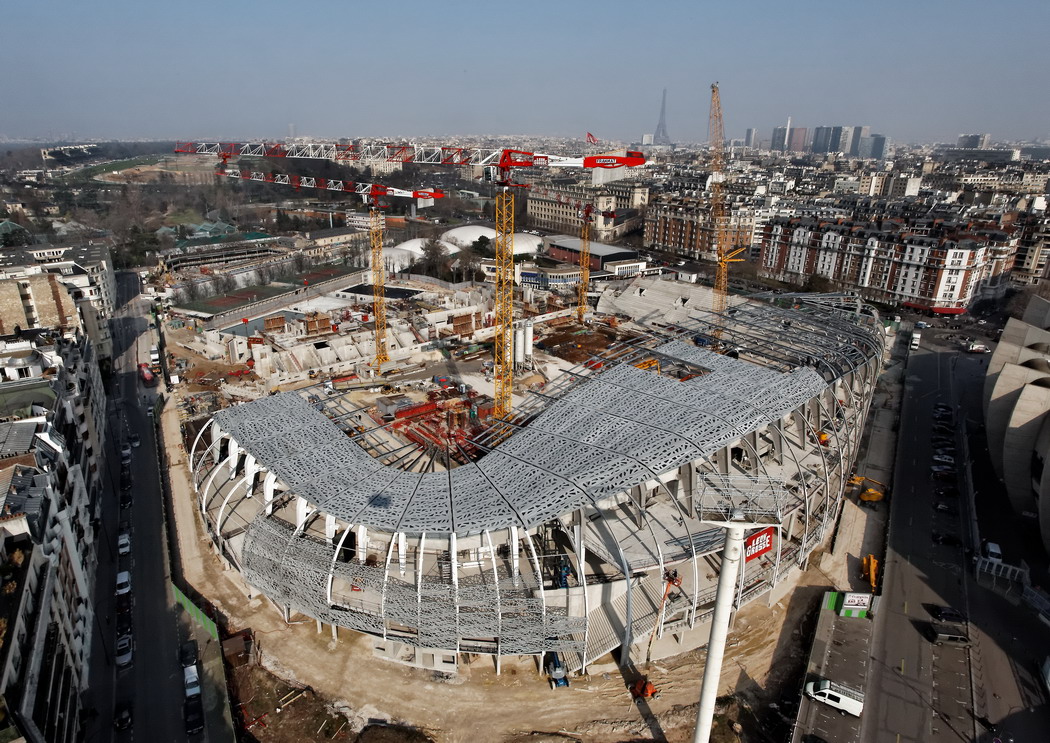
708,84,748,333
369,206,389,367
493,189,515,418
861,554,879,591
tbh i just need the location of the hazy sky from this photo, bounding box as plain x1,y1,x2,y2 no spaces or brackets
3,0,1048,145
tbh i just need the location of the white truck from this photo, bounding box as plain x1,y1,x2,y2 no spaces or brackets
804,679,865,717
910,331,922,350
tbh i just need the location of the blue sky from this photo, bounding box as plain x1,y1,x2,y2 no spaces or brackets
3,0,1048,144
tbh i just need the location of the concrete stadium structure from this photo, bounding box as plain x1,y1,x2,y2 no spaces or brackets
190,278,885,673
984,294,1050,553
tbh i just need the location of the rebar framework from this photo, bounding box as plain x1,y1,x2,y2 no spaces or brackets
494,190,515,418
369,207,389,367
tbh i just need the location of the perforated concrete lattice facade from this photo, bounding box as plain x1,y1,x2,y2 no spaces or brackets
191,278,885,672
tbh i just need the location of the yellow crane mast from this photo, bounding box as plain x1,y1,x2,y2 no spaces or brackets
369,204,390,367
493,189,515,418
575,205,592,323
708,83,747,327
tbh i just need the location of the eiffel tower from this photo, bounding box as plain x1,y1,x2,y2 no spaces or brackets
653,88,672,145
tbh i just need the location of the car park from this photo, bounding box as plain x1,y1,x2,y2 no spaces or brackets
180,639,199,668
116,634,134,667
117,532,131,556
115,571,131,596
931,605,967,623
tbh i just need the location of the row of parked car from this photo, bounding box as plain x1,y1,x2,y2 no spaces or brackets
182,639,205,735
924,402,973,648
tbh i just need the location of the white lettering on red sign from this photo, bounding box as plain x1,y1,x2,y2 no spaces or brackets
744,527,775,562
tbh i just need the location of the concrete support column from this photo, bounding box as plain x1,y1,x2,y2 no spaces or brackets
630,484,645,528
263,471,277,515
356,525,367,563
693,523,746,743
715,446,730,475
510,526,520,587
678,462,696,518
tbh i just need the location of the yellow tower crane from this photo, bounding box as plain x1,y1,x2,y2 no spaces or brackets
493,187,515,418
576,204,593,323
708,83,747,333
368,199,390,367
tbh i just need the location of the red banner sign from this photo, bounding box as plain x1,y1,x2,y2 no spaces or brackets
744,526,775,562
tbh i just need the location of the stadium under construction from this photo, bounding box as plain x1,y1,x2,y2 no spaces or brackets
190,277,885,674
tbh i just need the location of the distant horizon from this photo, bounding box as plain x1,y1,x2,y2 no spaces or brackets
3,0,1048,145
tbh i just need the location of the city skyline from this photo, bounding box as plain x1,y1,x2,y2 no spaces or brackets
2,0,1048,144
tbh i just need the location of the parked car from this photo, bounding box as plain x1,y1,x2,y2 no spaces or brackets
184,665,201,698
116,634,134,667
114,700,132,730
120,490,132,509
934,447,956,456
933,502,956,514
930,465,954,475
180,640,199,668
184,696,205,735
932,470,956,482
935,486,960,499
129,432,141,448
120,468,133,492
115,571,131,596
932,455,956,465
120,442,132,464
117,532,131,556
932,532,964,547
116,592,132,617
931,605,967,623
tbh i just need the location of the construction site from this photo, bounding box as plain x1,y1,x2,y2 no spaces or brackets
169,94,887,742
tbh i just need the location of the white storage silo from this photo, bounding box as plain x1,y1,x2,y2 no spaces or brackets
514,327,525,365
524,321,534,358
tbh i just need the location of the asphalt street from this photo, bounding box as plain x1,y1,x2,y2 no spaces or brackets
86,273,194,742
864,330,1050,743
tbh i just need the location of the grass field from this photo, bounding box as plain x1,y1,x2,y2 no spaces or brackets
177,283,294,315
66,155,164,181
281,264,363,288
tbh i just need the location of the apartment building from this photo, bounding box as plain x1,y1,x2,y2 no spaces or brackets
759,216,1013,312
643,195,760,261
0,330,106,743
0,244,117,360
526,182,649,241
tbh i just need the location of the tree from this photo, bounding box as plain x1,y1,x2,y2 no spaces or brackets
420,239,449,278
456,246,480,283
292,251,308,274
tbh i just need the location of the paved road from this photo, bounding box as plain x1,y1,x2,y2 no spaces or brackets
103,273,189,741
865,333,1050,743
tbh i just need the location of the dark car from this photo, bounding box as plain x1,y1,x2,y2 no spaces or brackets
184,696,205,735
932,532,964,547
120,469,133,493
120,491,132,509
933,501,957,514
936,485,960,497
931,605,967,623
932,437,955,447
116,592,132,616
114,700,132,730
930,465,954,475
180,639,199,668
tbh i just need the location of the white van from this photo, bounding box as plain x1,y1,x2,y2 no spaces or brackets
984,542,1003,562
805,679,864,717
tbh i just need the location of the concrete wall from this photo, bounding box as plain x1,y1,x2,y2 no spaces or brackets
1002,383,1050,513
